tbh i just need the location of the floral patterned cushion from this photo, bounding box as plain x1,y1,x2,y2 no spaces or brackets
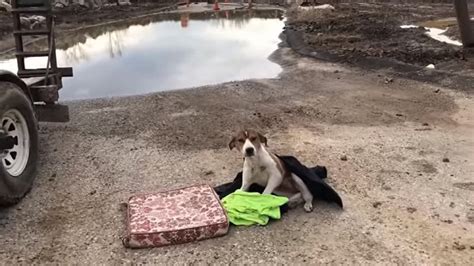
123,184,229,248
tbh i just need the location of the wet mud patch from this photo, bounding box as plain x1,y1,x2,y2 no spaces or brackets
286,4,465,67
285,3,474,92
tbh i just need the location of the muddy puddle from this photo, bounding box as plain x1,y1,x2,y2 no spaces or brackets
0,10,284,100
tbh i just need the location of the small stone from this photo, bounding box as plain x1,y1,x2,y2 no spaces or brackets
442,219,453,224
89,190,96,196
449,202,455,208
340,155,348,161
388,195,396,200
442,158,450,163
384,77,394,84
320,245,328,250
396,113,403,117
372,202,382,208
119,203,128,212
382,185,392,191
51,173,57,178
434,89,440,93
334,70,339,73
204,170,214,176
453,242,466,250
422,123,429,126
407,207,417,213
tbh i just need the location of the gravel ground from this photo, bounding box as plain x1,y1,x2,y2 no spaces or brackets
0,43,473,264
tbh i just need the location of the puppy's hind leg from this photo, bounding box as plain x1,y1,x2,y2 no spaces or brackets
291,174,314,212
287,192,304,209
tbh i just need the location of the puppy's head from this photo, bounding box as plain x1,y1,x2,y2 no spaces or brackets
228,129,267,157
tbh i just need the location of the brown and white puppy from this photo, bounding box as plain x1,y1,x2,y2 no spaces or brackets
229,129,314,212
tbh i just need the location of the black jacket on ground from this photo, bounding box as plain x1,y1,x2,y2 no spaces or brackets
213,155,343,212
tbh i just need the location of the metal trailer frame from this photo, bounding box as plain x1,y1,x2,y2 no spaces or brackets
9,0,73,122
454,0,474,47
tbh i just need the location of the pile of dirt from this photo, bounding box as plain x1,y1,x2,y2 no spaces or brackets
0,2,175,53
54,2,174,30
0,2,173,41
287,4,466,66
445,26,462,42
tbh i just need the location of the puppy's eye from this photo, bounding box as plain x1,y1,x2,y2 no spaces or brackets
238,139,245,143
250,137,257,141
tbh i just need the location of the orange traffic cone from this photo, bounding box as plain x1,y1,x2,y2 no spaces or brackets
213,0,220,11
180,14,189,28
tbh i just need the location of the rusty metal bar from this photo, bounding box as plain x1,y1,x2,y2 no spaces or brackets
11,0,25,72
454,0,474,47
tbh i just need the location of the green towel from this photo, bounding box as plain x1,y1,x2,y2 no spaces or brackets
221,189,289,226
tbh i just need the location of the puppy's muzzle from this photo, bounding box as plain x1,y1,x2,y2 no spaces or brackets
245,147,255,157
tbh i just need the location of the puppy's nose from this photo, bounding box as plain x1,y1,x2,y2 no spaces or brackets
245,147,254,156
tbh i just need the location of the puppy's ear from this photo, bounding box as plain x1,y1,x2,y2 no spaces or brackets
228,137,236,150
258,133,268,147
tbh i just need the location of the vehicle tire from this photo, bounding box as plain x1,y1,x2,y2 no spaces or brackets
0,81,38,206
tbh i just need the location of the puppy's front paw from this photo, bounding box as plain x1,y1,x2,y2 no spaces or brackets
303,202,313,213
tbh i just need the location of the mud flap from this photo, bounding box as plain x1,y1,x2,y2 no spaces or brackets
34,104,69,122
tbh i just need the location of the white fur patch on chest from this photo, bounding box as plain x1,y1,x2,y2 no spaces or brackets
244,149,281,187
251,166,271,187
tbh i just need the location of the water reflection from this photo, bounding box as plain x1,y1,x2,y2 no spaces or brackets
0,10,284,100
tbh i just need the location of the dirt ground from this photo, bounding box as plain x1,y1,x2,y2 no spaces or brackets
1,39,473,264
0,2,176,52
286,2,474,75
0,2,474,265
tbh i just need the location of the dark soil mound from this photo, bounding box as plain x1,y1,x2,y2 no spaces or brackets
288,6,465,66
